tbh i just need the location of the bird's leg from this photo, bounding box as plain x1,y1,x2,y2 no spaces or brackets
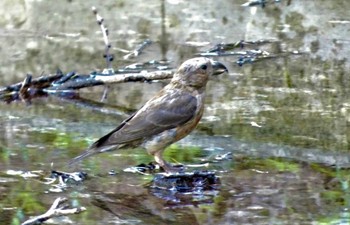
154,151,184,173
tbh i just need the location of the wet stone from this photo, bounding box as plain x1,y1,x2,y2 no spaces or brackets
151,170,220,192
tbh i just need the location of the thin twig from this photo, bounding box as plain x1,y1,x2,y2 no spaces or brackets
19,74,32,95
123,39,153,60
92,6,113,69
21,197,86,225
19,74,33,102
92,6,114,101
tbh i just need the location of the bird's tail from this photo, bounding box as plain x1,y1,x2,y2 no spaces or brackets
68,148,96,166
68,145,116,166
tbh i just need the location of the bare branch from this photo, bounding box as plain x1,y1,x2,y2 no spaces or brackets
46,70,174,91
92,6,113,68
94,70,174,84
123,39,153,60
0,72,63,93
0,69,175,102
21,197,86,225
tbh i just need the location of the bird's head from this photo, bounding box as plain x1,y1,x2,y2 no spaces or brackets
172,57,228,89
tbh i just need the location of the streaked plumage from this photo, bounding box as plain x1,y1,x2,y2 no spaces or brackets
69,57,227,172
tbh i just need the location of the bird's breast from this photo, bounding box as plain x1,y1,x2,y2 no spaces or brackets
173,92,205,141
142,92,205,154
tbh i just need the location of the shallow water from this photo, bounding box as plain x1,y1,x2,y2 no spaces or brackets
1,0,350,224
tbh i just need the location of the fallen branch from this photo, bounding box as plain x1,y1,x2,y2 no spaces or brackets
94,70,173,84
46,70,174,91
0,70,174,102
21,197,86,225
0,71,63,93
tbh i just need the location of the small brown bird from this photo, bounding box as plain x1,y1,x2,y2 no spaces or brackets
70,57,227,172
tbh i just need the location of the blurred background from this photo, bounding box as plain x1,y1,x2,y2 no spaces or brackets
0,0,350,224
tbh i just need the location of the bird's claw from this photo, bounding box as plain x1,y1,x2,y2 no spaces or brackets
161,163,185,174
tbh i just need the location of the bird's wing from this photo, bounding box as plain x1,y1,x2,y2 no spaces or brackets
92,90,198,148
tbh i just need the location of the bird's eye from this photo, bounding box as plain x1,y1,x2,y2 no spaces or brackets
200,64,207,70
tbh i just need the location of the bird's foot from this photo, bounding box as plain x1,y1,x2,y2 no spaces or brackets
153,153,185,173
160,162,185,174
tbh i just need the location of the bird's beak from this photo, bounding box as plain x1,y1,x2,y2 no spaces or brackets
212,61,228,75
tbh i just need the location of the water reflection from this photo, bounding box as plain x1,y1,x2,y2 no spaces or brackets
1,0,350,224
